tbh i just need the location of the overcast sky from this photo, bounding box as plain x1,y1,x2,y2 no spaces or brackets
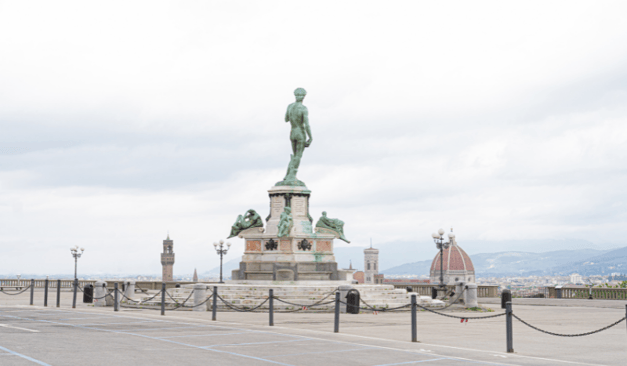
2,1,627,276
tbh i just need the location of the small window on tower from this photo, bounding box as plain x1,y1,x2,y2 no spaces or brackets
367,263,371,270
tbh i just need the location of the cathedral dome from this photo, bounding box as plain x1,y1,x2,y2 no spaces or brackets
429,235,475,284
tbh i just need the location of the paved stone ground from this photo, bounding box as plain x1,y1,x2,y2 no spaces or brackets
0,289,625,365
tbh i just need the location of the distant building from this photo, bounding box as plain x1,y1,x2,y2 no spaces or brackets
193,268,198,282
161,234,175,282
570,273,583,284
353,271,364,283
364,244,379,284
429,230,475,285
374,274,385,284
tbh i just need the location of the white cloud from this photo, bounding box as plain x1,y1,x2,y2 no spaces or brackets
1,1,627,274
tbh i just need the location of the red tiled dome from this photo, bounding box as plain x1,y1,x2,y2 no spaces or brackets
430,243,474,272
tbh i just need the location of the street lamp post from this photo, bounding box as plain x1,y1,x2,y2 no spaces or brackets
431,228,455,291
70,246,85,280
213,240,231,284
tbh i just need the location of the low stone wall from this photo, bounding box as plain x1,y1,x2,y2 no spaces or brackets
390,283,498,298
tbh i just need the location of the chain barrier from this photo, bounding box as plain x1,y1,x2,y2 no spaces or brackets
217,294,270,312
432,287,467,311
183,294,213,310
357,298,412,312
135,284,150,294
0,285,31,295
415,303,506,320
272,291,336,308
513,314,626,337
340,299,411,312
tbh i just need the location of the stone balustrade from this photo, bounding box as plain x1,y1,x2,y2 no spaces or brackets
547,286,627,300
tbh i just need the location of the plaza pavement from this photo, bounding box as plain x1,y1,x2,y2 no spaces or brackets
0,289,625,365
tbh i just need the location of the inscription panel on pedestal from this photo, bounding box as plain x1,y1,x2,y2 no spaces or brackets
271,197,284,218
291,196,306,216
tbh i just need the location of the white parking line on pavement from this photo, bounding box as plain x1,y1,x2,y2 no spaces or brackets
0,324,40,332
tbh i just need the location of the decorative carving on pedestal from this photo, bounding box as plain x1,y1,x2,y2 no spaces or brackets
265,238,278,251
298,239,312,251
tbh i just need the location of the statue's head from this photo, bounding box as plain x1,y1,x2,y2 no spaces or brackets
285,207,291,213
322,211,327,217
294,87,306,102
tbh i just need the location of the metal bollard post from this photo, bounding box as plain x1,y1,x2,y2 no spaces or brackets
334,292,340,333
506,301,514,353
161,282,166,316
72,279,78,309
625,304,627,336
269,289,274,326
56,280,61,308
212,286,218,321
411,294,417,342
114,283,119,312
44,279,49,307
30,279,34,306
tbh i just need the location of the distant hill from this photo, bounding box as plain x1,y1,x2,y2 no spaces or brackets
549,247,627,276
382,248,612,277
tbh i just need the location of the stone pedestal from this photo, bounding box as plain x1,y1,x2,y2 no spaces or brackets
124,281,135,301
465,283,478,308
193,283,207,312
232,185,345,281
94,281,107,307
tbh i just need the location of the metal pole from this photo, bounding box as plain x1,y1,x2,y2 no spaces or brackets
72,279,78,309
334,292,340,333
411,294,417,342
506,301,514,353
440,246,444,291
30,279,34,306
219,250,224,284
212,286,218,321
43,279,49,307
114,283,119,312
624,304,626,336
56,279,61,308
269,289,274,326
74,256,77,280
161,282,166,316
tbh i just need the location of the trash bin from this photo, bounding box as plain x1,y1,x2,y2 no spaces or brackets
501,289,512,309
555,285,563,299
431,287,438,299
83,284,94,303
346,289,360,314
175,283,181,288
406,286,412,293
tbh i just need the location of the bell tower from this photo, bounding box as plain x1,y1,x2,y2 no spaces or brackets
161,234,175,282
364,240,379,284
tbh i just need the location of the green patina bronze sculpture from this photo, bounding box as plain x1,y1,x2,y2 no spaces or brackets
315,211,350,243
277,207,293,237
276,88,312,187
227,209,263,238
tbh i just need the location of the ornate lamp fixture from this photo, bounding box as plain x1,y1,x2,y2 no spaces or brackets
213,240,231,284
70,246,85,280
431,228,455,289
